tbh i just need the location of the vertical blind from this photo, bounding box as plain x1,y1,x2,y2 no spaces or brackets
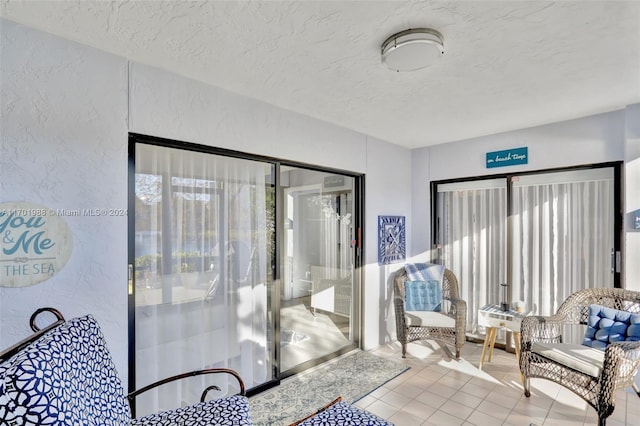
437,179,507,332
511,169,614,320
437,168,614,337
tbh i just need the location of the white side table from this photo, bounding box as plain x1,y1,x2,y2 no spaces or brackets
478,304,528,371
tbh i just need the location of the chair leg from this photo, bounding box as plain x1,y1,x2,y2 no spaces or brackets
402,342,407,358
523,377,531,397
633,382,640,398
455,348,460,359
598,416,606,426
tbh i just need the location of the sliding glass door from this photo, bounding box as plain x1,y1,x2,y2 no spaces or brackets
435,178,508,333
279,167,359,374
434,165,620,340
129,136,363,413
510,168,616,319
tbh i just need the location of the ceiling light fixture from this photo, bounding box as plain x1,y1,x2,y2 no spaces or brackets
381,28,444,72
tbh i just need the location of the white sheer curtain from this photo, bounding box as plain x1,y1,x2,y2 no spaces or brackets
511,169,615,325
134,144,272,415
437,179,507,332
436,169,614,339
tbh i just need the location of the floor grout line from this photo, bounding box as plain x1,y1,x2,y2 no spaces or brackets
366,341,635,426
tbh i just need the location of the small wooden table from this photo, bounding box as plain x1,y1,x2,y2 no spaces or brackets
478,304,528,371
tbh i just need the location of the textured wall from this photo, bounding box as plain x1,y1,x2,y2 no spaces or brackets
0,20,129,375
128,63,369,173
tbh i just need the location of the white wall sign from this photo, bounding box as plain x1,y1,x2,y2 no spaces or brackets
0,202,73,287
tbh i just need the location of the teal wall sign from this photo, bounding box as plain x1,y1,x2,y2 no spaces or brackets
486,147,528,168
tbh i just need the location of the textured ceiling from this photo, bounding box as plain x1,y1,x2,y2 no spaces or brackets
1,1,639,148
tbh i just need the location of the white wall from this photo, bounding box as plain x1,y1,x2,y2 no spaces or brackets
0,20,412,378
362,137,412,347
624,104,640,290
0,20,129,374
129,63,370,173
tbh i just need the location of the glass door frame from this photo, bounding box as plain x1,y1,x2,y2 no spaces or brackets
431,161,623,288
128,133,364,406
274,161,363,380
430,162,623,351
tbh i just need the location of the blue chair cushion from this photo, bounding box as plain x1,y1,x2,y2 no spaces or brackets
404,280,441,312
582,304,640,349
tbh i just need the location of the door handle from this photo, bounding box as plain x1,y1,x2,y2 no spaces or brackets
611,249,620,273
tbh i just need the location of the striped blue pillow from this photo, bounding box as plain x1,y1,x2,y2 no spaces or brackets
404,280,441,311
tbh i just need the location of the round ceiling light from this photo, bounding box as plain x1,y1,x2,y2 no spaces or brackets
381,28,444,72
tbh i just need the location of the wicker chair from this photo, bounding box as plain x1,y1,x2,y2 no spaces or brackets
394,267,466,359
520,288,640,426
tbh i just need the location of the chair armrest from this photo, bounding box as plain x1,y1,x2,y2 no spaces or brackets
127,368,246,404
598,341,640,404
603,341,640,375
447,297,467,325
394,294,407,339
520,315,566,347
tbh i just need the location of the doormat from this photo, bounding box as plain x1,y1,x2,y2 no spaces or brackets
249,350,409,425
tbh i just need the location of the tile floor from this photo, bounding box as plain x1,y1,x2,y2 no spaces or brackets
354,341,640,425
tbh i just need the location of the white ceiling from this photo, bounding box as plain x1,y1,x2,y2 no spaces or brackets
2,1,639,149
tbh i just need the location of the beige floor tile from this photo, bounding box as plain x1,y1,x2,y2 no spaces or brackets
542,412,587,426
511,399,552,419
431,383,461,399
367,342,640,425
381,389,413,409
504,409,546,426
449,390,483,409
388,410,424,426
364,399,399,420
437,374,469,390
484,389,520,409
353,394,376,409
465,409,507,426
427,409,466,426
415,389,448,409
400,399,438,419
369,385,392,399
475,399,512,422
440,399,474,421
393,382,431,399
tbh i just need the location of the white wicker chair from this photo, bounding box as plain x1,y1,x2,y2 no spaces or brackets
394,267,466,359
520,288,640,426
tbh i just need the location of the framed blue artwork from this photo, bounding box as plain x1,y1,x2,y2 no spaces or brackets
378,215,406,265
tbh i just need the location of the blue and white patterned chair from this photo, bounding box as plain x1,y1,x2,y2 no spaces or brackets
290,397,394,426
0,313,252,426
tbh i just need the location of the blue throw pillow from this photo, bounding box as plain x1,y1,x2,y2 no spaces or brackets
582,304,640,350
404,280,441,311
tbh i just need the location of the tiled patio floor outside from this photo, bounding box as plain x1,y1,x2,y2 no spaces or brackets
356,341,640,425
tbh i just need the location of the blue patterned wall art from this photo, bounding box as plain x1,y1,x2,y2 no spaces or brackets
378,215,406,265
